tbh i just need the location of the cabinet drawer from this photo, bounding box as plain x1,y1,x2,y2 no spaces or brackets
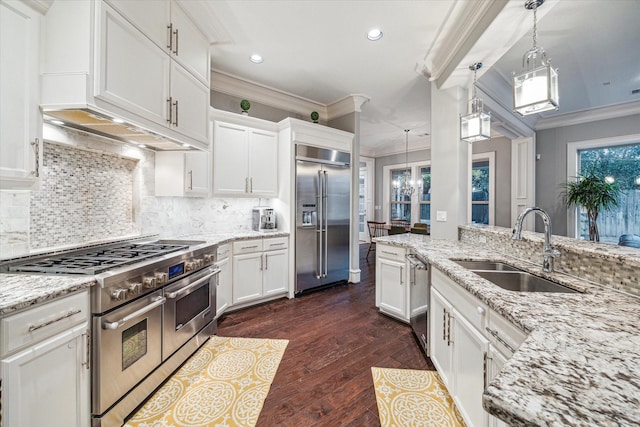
432,268,488,333
1,290,89,357
487,310,527,357
377,244,406,262
233,239,263,255
217,243,231,259
264,237,288,251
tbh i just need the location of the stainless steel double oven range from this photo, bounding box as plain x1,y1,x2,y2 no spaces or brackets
4,238,219,427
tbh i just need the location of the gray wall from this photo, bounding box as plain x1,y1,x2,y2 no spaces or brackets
211,90,310,123
373,137,512,228
535,113,640,235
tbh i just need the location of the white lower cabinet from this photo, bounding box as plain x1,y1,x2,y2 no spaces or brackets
216,243,232,317
430,267,525,427
375,243,409,322
232,237,288,305
1,290,90,427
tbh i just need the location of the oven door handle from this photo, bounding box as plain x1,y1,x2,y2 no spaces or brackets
102,296,166,330
165,267,221,300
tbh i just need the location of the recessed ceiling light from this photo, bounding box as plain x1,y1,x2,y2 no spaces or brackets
182,143,190,148
138,144,146,148
367,28,383,41
250,54,263,64
112,117,125,124
50,119,65,125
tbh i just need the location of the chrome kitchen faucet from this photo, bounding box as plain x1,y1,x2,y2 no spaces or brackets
513,207,560,273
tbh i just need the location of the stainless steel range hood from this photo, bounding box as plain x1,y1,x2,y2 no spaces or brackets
42,108,200,151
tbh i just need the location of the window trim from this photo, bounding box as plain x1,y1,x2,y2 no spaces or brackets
383,160,429,224
566,133,640,238
471,152,495,226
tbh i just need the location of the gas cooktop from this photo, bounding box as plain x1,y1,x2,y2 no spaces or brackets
4,240,204,275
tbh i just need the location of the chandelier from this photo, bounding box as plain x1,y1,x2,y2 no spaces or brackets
460,62,491,143
394,130,420,197
513,0,559,116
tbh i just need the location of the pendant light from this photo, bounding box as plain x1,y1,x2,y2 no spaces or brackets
513,0,559,116
460,62,491,143
396,130,418,197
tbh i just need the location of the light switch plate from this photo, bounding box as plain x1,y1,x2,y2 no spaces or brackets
436,211,447,222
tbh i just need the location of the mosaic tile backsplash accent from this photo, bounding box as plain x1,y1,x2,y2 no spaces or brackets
29,143,138,249
459,225,640,297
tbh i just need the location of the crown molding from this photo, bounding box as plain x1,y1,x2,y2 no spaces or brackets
24,0,53,14
211,70,328,121
363,139,432,158
327,94,371,118
534,100,640,131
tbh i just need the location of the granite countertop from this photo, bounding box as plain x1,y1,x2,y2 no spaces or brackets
0,231,289,317
375,234,640,426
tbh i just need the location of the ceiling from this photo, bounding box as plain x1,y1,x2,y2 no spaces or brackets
189,0,640,156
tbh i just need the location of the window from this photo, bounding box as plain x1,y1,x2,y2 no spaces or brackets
471,160,490,224
390,169,412,222
420,166,431,225
568,135,640,241
576,143,640,243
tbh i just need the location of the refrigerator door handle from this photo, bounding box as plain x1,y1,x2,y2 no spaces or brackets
323,170,328,278
316,170,323,279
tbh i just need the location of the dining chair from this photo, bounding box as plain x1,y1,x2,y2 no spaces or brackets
390,218,410,227
366,221,387,258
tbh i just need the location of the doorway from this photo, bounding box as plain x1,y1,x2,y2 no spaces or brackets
359,156,375,242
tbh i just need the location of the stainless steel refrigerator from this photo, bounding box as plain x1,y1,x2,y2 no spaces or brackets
295,144,351,293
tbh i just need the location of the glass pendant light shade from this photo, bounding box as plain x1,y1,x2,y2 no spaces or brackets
513,0,559,116
461,62,491,143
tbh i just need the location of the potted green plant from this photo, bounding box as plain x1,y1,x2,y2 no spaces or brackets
562,168,621,242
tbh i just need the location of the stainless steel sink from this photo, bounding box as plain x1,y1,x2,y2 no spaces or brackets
453,260,522,272
474,271,578,293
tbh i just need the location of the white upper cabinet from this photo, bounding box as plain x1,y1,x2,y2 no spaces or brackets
41,0,210,149
104,0,209,86
0,0,43,189
212,114,278,198
155,150,210,197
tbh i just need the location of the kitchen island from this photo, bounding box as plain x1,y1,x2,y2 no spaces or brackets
375,231,640,427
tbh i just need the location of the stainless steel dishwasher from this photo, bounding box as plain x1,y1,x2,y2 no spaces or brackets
406,253,429,356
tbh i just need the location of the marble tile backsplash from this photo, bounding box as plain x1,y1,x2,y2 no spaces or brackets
459,225,640,297
30,142,139,249
0,191,30,258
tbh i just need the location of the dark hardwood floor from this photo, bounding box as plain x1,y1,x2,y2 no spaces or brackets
217,243,434,426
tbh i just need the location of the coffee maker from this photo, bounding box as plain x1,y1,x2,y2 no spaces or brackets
252,207,277,231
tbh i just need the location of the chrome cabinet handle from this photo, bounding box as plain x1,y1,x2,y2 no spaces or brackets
173,99,179,126
173,27,179,55
188,170,193,190
260,253,263,271
28,308,82,332
102,297,166,330
245,177,249,193
167,23,173,49
486,327,516,354
250,177,253,193
242,245,259,250
446,311,452,346
264,253,268,270
442,310,447,341
31,139,39,177
83,329,91,370
381,250,397,256
166,97,173,123
483,351,488,390
323,171,328,278
399,266,403,285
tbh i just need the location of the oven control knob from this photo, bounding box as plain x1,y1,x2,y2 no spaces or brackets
128,282,142,295
110,288,128,301
185,261,196,272
204,253,214,263
155,272,168,285
195,258,204,268
142,277,157,289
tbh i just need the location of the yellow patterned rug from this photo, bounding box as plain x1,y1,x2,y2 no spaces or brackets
125,336,288,427
371,367,466,427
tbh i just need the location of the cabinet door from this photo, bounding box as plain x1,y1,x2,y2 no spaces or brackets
263,249,288,296
170,0,210,85
248,129,278,197
430,288,454,388
96,3,170,126
213,122,250,195
103,0,169,49
452,309,490,427
376,257,408,321
184,151,210,196
2,323,89,427
216,256,232,317
169,60,209,143
0,0,41,189
488,345,509,427
232,252,263,304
